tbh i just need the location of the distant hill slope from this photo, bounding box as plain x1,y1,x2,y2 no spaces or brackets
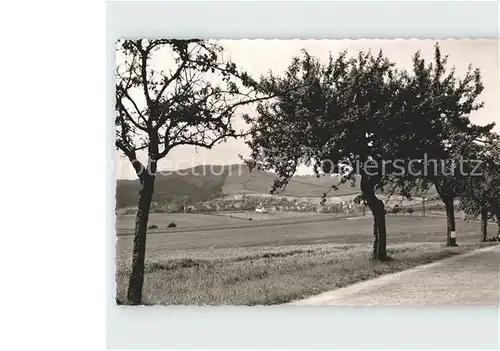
116,165,226,209
116,164,436,208
221,164,359,197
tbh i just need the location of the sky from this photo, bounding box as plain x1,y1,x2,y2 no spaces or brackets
115,39,499,179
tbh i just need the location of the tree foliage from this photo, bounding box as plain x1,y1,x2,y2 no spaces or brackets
244,43,496,257
245,50,416,260
246,50,416,193
458,133,500,240
393,44,495,245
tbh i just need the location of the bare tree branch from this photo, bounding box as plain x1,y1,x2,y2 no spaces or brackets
115,139,146,181
154,56,189,107
159,133,231,158
134,40,153,108
121,89,148,127
116,95,148,132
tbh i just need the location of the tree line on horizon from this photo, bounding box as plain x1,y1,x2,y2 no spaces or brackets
115,39,500,305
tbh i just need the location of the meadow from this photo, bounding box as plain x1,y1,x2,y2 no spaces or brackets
115,211,351,236
115,213,495,305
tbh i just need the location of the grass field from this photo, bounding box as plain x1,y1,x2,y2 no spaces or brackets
115,242,495,305
115,212,244,231
116,215,491,254
115,211,351,236
115,214,496,305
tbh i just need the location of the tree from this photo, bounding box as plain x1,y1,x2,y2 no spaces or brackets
245,50,419,261
458,133,500,241
407,208,414,216
400,44,495,246
460,196,491,242
481,135,500,240
115,39,269,304
392,205,400,216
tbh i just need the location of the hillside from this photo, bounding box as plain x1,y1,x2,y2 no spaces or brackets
221,164,359,197
116,165,226,209
116,164,437,208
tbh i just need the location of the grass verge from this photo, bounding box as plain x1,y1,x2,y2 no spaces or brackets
116,242,491,306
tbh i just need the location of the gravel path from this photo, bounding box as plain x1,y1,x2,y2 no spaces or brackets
292,245,500,306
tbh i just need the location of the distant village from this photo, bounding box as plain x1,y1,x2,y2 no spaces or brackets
117,192,450,217
148,194,366,215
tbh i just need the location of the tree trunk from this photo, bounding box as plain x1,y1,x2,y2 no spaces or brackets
480,207,488,242
497,218,500,240
493,209,500,240
481,207,488,243
369,198,387,260
434,180,457,246
127,173,155,305
444,196,457,246
373,214,378,253
361,174,388,261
